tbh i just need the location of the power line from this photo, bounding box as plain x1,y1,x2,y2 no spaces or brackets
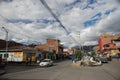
40,0,69,34
40,0,79,45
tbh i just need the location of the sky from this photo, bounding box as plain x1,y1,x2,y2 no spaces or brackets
0,0,120,48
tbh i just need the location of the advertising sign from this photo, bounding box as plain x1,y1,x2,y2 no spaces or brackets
0,52,23,62
14,52,23,62
115,42,120,46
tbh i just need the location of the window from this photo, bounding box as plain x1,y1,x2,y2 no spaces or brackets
4,54,8,58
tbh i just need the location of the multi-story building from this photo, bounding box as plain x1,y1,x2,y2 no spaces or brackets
98,34,120,56
35,39,63,54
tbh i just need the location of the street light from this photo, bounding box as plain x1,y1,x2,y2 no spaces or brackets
2,27,8,59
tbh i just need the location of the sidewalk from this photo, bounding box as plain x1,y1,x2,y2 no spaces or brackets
5,59,69,66
7,62,39,66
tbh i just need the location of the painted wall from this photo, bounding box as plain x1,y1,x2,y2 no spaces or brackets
0,51,36,62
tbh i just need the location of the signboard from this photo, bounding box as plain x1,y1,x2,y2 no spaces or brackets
14,52,23,62
115,42,120,46
7,52,23,62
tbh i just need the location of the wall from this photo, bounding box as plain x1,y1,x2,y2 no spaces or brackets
98,34,120,56
35,39,63,54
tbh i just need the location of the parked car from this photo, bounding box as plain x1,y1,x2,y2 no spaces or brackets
100,57,108,63
97,54,108,63
39,59,53,67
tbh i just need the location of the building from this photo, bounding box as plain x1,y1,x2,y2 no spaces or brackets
35,39,63,54
93,45,100,53
98,33,120,56
0,46,41,62
63,48,76,55
0,39,41,62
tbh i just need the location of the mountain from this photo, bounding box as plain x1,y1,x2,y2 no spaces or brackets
0,39,23,49
21,41,41,46
0,39,6,49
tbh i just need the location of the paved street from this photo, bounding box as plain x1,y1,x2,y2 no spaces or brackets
0,59,120,80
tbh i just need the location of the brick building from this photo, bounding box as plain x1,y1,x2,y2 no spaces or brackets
35,39,63,54
98,34,120,56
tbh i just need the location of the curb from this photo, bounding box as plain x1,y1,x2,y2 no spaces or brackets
71,63,81,67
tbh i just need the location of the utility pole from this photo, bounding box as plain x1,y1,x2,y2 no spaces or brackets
76,31,81,51
78,33,81,51
2,27,8,59
56,39,59,54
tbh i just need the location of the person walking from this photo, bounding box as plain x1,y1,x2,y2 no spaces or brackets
26,58,29,66
27,57,32,66
117,53,120,61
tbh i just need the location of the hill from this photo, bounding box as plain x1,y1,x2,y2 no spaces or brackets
0,39,23,49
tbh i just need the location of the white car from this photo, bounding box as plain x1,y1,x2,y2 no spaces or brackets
39,59,53,67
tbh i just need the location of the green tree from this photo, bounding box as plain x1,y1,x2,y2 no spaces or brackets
48,52,54,60
75,50,82,60
91,51,96,57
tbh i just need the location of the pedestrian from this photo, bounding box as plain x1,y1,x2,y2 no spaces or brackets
29,57,32,66
26,58,29,66
117,53,120,61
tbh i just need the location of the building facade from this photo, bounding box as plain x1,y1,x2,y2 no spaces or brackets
0,47,41,62
98,34,120,56
35,39,63,54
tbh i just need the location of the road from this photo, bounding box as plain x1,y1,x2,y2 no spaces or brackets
0,59,120,80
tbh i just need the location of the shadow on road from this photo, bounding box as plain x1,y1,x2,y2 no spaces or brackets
0,77,10,80
4,62,40,74
4,62,59,74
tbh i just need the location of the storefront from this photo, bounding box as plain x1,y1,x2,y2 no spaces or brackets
0,49,42,62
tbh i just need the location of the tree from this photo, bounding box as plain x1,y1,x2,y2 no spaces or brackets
75,50,82,60
91,51,96,57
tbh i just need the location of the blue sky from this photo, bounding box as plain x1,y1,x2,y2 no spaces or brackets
84,8,116,27
0,0,120,47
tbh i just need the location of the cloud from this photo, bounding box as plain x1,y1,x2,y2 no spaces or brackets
0,0,13,3
80,6,120,43
0,0,120,48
